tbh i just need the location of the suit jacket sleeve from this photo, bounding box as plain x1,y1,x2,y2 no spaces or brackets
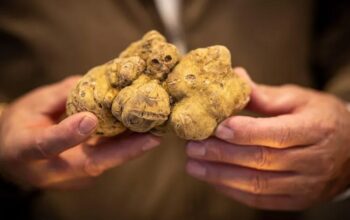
313,0,350,101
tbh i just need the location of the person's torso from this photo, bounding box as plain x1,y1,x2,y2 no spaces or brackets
0,1,314,219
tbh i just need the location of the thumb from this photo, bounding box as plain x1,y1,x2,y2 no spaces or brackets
233,67,306,115
24,112,98,160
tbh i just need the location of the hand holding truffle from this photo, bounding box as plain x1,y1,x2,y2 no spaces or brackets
0,77,160,189
186,68,350,210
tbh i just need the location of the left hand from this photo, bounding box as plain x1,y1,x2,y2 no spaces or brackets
185,68,350,210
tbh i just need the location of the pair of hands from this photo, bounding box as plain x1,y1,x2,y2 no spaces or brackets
0,69,349,210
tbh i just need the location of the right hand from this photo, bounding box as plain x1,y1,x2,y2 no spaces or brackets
0,76,160,190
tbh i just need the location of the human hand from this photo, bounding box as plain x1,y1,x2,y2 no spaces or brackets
0,77,160,190
186,68,350,210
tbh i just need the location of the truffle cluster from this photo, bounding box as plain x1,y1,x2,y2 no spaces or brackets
66,31,250,140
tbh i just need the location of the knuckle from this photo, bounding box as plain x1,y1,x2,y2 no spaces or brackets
274,125,291,147
34,136,51,158
206,142,224,161
36,128,72,159
250,172,268,194
254,147,272,169
207,147,221,161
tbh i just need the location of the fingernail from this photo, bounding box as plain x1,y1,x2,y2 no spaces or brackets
187,161,206,177
215,124,234,140
187,142,206,157
142,136,160,151
79,116,97,135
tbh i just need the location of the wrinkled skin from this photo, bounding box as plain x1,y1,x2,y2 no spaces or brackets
67,31,250,140
167,46,251,140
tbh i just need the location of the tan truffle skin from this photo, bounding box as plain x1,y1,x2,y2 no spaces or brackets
66,56,148,136
67,31,249,140
119,30,180,80
166,46,251,140
112,75,171,132
66,64,126,136
111,31,180,132
67,30,179,136
107,56,146,89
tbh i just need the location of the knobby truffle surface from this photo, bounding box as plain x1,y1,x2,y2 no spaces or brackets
66,31,250,140
67,30,179,136
166,46,251,140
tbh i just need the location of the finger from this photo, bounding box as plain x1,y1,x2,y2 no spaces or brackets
187,139,328,175
81,133,161,176
234,67,308,115
215,185,309,210
186,138,300,171
22,76,81,116
47,133,161,178
249,85,308,115
25,133,160,186
24,158,95,189
186,160,307,196
215,113,324,148
233,67,256,89
22,112,98,159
